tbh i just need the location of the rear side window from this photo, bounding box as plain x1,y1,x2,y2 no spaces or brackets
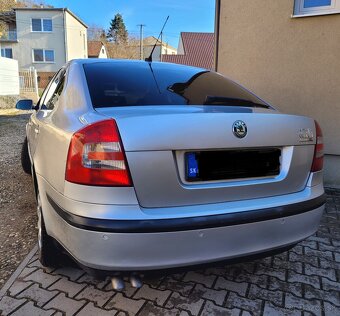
83,62,268,108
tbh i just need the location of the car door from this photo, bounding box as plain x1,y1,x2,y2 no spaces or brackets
28,69,64,161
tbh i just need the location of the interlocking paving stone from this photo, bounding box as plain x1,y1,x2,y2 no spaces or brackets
8,280,33,296
225,292,262,314
158,277,195,296
304,284,340,307
182,271,216,288
285,293,323,316
0,296,27,315
44,293,87,315
10,301,55,316
263,301,302,316
214,276,248,296
267,276,303,297
48,277,87,297
137,301,179,316
75,285,113,307
248,284,283,306
24,269,60,288
287,271,321,289
191,284,227,306
200,300,241,316
76,302,117,316
105,293,145,315
0,189,339,315
324,302,340,316
133,284,171,306
165,291,205,315
17,283,58,307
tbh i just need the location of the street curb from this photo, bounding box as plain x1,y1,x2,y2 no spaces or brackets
0,244,38,299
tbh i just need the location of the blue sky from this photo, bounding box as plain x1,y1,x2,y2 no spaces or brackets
46,0,215,48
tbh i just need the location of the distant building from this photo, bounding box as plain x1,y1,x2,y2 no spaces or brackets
88,41,108,58
141,36,177,61
0,7,88,87
163,32,214,70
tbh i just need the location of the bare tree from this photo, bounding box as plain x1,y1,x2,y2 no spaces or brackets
87,24,106,41
106,36,140,60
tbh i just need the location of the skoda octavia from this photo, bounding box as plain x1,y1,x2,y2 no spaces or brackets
17,59,325,272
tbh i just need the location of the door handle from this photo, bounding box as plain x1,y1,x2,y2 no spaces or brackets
34,127,39,134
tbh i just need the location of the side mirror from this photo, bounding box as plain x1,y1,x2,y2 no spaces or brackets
16,99,34,110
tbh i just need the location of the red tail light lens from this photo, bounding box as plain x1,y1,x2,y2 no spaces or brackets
311,120,324,172
65,119,132,186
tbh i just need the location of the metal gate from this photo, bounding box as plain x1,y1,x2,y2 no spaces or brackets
19,67,38,97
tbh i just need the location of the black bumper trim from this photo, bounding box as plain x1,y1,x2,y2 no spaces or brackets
46,193,326,233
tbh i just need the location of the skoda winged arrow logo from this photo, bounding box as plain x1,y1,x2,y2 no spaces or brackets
232,120,247,138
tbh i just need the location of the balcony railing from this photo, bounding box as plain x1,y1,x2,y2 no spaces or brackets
0,30,17,41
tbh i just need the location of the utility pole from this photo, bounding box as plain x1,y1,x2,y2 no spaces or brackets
137,24,145,60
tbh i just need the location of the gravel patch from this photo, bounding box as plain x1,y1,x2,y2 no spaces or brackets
0,114,37,290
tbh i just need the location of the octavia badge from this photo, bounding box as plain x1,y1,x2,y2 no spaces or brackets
233,120,247,138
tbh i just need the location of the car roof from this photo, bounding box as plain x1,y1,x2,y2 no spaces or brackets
69,58,206,72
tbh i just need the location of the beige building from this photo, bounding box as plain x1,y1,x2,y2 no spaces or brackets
0,7,87,87
215,0,340,187
142,36,177,61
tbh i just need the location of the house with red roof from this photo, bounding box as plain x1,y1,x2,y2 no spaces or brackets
87,41,108,59
163,32,214,70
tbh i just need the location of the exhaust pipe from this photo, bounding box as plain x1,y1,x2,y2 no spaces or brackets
129,274,142,288
111,274,143,290
111,276,125,291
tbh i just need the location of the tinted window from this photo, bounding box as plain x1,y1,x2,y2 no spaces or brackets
83,62,268,108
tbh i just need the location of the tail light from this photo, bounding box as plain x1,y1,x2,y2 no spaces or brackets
65,119,132,186
311,120,324,172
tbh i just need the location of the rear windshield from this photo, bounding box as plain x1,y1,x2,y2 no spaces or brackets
83,62,269,108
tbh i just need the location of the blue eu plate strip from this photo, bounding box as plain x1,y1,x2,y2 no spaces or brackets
186,153,199,179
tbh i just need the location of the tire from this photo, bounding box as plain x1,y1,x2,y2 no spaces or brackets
37,192,60,267
21,137,32,175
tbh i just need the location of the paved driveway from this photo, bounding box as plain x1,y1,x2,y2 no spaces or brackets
0,189,339,316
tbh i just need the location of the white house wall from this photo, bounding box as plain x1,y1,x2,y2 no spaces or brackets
65,11,87,61
14,10,66,71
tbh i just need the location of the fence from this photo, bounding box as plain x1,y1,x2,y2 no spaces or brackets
19,67,39,98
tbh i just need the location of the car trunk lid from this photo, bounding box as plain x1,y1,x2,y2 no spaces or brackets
97,106,315,208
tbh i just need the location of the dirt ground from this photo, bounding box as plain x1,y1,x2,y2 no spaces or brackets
0,113,37,290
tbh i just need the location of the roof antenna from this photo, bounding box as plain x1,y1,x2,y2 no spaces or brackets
145,16,169,62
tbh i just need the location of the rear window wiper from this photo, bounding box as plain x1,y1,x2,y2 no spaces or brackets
204,96,270,108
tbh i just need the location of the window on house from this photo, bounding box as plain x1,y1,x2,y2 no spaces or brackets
33,49,55,62
31,18,53,32
294,0,340,16
1,48,13,58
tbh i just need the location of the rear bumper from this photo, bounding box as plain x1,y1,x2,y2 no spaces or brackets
45,193,325,271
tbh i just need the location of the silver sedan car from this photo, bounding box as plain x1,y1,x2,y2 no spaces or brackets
17,59,325,274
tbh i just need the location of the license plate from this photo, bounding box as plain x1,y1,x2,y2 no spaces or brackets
185,152,199,181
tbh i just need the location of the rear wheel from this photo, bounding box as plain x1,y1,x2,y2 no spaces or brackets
21,137,31,175
37,192,60,267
